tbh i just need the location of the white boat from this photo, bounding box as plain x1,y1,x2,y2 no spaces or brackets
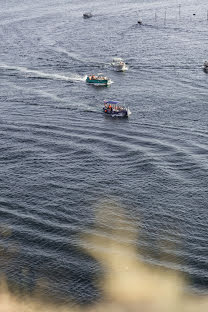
111,58,128,72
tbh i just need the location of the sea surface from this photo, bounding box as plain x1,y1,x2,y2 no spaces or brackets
0,0,208,304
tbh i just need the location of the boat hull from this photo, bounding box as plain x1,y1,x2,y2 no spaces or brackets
116,64,127,72
86,77,109,86
103,108,130,118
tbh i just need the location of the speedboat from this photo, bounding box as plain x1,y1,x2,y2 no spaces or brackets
111,58,128,72
103,100,131,118
86,74,111,86
83,12,93,19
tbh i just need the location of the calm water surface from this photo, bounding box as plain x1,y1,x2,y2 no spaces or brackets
0,0,208,303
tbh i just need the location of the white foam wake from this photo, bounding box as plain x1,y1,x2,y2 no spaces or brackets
0,64,86,82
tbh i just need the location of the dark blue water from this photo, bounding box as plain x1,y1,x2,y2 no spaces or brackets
0,0,208,303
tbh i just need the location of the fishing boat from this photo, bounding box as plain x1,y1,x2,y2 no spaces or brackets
103,100,131,118
111,58,128,72
86,74,111,86
83,12,93,19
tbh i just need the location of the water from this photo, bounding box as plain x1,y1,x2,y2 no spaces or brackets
0,0,208,303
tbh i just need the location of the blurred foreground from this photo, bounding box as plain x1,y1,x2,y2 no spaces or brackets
0,202,208,311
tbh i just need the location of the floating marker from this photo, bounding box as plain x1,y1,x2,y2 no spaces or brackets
164,9,167,25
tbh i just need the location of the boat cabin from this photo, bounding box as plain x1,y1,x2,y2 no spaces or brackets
104,100,123,111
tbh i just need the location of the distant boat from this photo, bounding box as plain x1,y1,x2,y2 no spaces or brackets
83,12,93,19
111,58,128,72
86,74,111,86
203,60,208,69
138,19,142,24
103,100,131,118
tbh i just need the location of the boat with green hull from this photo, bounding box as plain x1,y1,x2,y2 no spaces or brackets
86,74,111,86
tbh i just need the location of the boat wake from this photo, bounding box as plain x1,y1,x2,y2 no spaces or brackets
51,48,106,69
52,47,88,63
0,64,86,82
5,79,99,113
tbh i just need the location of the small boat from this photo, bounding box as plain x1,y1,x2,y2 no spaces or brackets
83,12,93,19
86,74,111,86
103,100,131,118
203,60,208,69
111,58,128,72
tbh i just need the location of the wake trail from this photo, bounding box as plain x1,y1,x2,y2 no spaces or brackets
0,64,87,82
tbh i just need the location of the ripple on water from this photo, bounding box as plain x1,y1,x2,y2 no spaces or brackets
0,0,208,301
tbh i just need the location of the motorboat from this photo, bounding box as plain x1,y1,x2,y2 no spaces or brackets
86,74,111,86
103,100,131,118
111,58,128,72
83,12,93,19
